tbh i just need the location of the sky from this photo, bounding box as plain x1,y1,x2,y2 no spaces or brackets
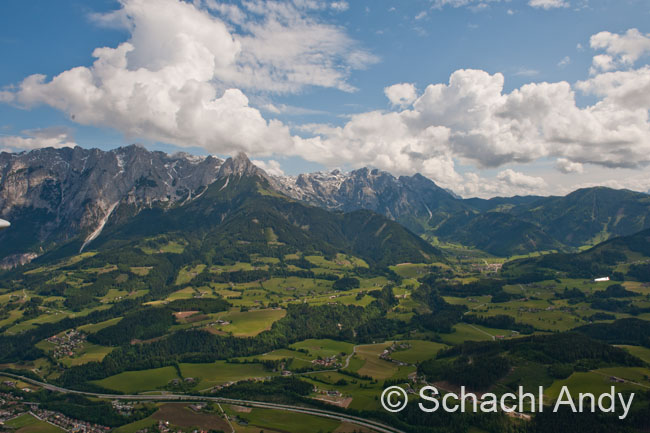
1,0,649,198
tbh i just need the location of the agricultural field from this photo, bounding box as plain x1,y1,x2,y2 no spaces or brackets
3,413,64,433
262,276,334,296
390,263,436,279
129,266,152,276
593,367,650,388
175,264,207,286
305,254,368,270
230,407,341,433
544,372,644,403
352,343,412,380
115,403,231,433
206,308,286,336
618,345,650,364
307,292,377,307
59,343,114,366
439,323,512,345
151,403,230,431
290,339,354,358
302,370,385,411
93,366,180,393
113,415,160,433
180,361,277,390
139,240,186,254
6,312,66,334
210,262,258,272
165,286,210,301
77,317,123,333
236,348,312,362
388,340,448,364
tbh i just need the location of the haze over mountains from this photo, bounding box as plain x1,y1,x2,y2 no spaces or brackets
1,145,650,266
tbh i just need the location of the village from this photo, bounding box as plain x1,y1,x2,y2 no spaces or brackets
310,355,342,369
46,329,87,359
0,390,110,433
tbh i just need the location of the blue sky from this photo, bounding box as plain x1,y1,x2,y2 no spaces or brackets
1,0,649,197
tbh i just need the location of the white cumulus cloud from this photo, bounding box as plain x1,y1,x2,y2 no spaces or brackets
1,0,376,157
576,66,650,111
590,28,650,72
384,83,418,107
0,127,77,151
252,159,286,176
497,169,547,189
555,158,584,174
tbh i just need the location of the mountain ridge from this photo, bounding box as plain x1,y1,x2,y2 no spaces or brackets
2,145,650,263
82,159,443,268
0,145,222,263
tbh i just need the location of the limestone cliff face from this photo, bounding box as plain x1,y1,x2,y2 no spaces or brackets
0,145,222,260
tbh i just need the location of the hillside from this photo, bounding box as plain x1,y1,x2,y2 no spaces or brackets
77,153,442,268
435,187,650,256
510,187,650,247
501,228,650,281
434,211,562,256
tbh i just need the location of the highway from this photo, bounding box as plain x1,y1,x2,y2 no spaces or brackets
1,372,405,433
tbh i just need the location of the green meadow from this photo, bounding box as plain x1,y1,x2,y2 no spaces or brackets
180,361,277,390
4,413,64,433
60,343,113,366
228,407,341,433
545,372,644,402
93,366,180,393
290,339,354,358
208,308,286,336
389,340,448,364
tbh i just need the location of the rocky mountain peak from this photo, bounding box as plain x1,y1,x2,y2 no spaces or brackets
271,164,465,233
217,152,269,180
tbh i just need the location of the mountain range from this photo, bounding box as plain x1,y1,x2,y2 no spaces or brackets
1,145,650,266
84,154,440,269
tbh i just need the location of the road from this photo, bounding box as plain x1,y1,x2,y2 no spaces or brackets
343,344,359,369
1,372,404,433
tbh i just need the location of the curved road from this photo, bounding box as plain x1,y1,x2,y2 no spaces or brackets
2,372,404,433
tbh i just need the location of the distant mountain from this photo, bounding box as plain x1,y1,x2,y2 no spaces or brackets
273,168,467,233
434,211,563,256
442,188,650,255
0,145,222,265
501,227,650,282
508,187,650,247
277,171,650,256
